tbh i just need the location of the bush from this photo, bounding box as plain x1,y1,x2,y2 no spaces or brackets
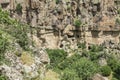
0,8,30,50
0,8,13,25
114,63,120,76
0,31,8,53
107,56,118,71
59,54,81,70
100,65,112,76
112,77,118,80
116,18,120,25
73,58,98,80
16,3,22,14
118,9,120,14
89,45,103,52
0,75,8,80
0,30,9,64
46,49,67,69
77,42,86,49
55,0,59,4
61,68,80,80
74,19,82,27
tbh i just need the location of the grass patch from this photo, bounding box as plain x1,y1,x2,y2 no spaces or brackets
20,52,34,65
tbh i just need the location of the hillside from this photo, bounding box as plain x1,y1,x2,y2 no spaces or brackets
0,0,120,80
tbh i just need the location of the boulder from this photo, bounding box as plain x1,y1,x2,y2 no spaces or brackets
92,74,109,80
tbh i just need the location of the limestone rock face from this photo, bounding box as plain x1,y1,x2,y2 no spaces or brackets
0,45,49,80
92,74,109,80
0,0,120,49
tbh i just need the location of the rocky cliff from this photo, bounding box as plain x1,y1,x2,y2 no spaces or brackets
0,0,120,80
0,0,120,50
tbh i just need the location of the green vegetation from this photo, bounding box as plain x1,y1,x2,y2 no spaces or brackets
16,3,22,14
0,8,30,50
0,7,32,65
46,49,98,80
89,44,103,52
73,58,97,80
0,30,9,64
118,9,120,14
0,8,12,25
61,68,80,80
0,75,8,80
47,43,120,80
107,55,120,79
77,42,86,49
0,31,9,54
46,49,67,70
100,65,112,76
74,19,82,27
116,18,120,25
55,0,59,4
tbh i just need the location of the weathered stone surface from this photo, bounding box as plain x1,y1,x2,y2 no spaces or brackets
92,74,109,80
0,45,49,80
0,0,120,49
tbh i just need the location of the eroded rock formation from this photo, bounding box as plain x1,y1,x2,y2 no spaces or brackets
0,0,120,50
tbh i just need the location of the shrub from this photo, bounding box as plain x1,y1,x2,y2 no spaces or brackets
77,42,86,49
100,65,112,76
89,45,103,52
116,18,120,25
107,56,118,71
0,8,30,50
0,30,9,64
74,19,82,27
0,31,8,53
61,68,80,80
16,3,22,14
112,77,118,80
0,75,8,80
0,8,13,25
114,63,120,76
59,54,81,70
118,9,120,14
73,58,98,80
55,0,59,4
46,49,67,69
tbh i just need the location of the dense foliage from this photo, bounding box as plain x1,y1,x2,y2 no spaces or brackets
47,43,120,80
46,49,67,70
0,75,7,80
0,8,30,50
0,30,9,64
0,8,32,66
46,49,98,80
100,65,112,76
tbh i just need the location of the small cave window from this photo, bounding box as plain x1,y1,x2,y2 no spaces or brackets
68,35,74,38
88,46,91,50
76,34,80,38
72,38,75,41
60,44,63,48
109,25,112,28
1,3,9,8
76,7,81,16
